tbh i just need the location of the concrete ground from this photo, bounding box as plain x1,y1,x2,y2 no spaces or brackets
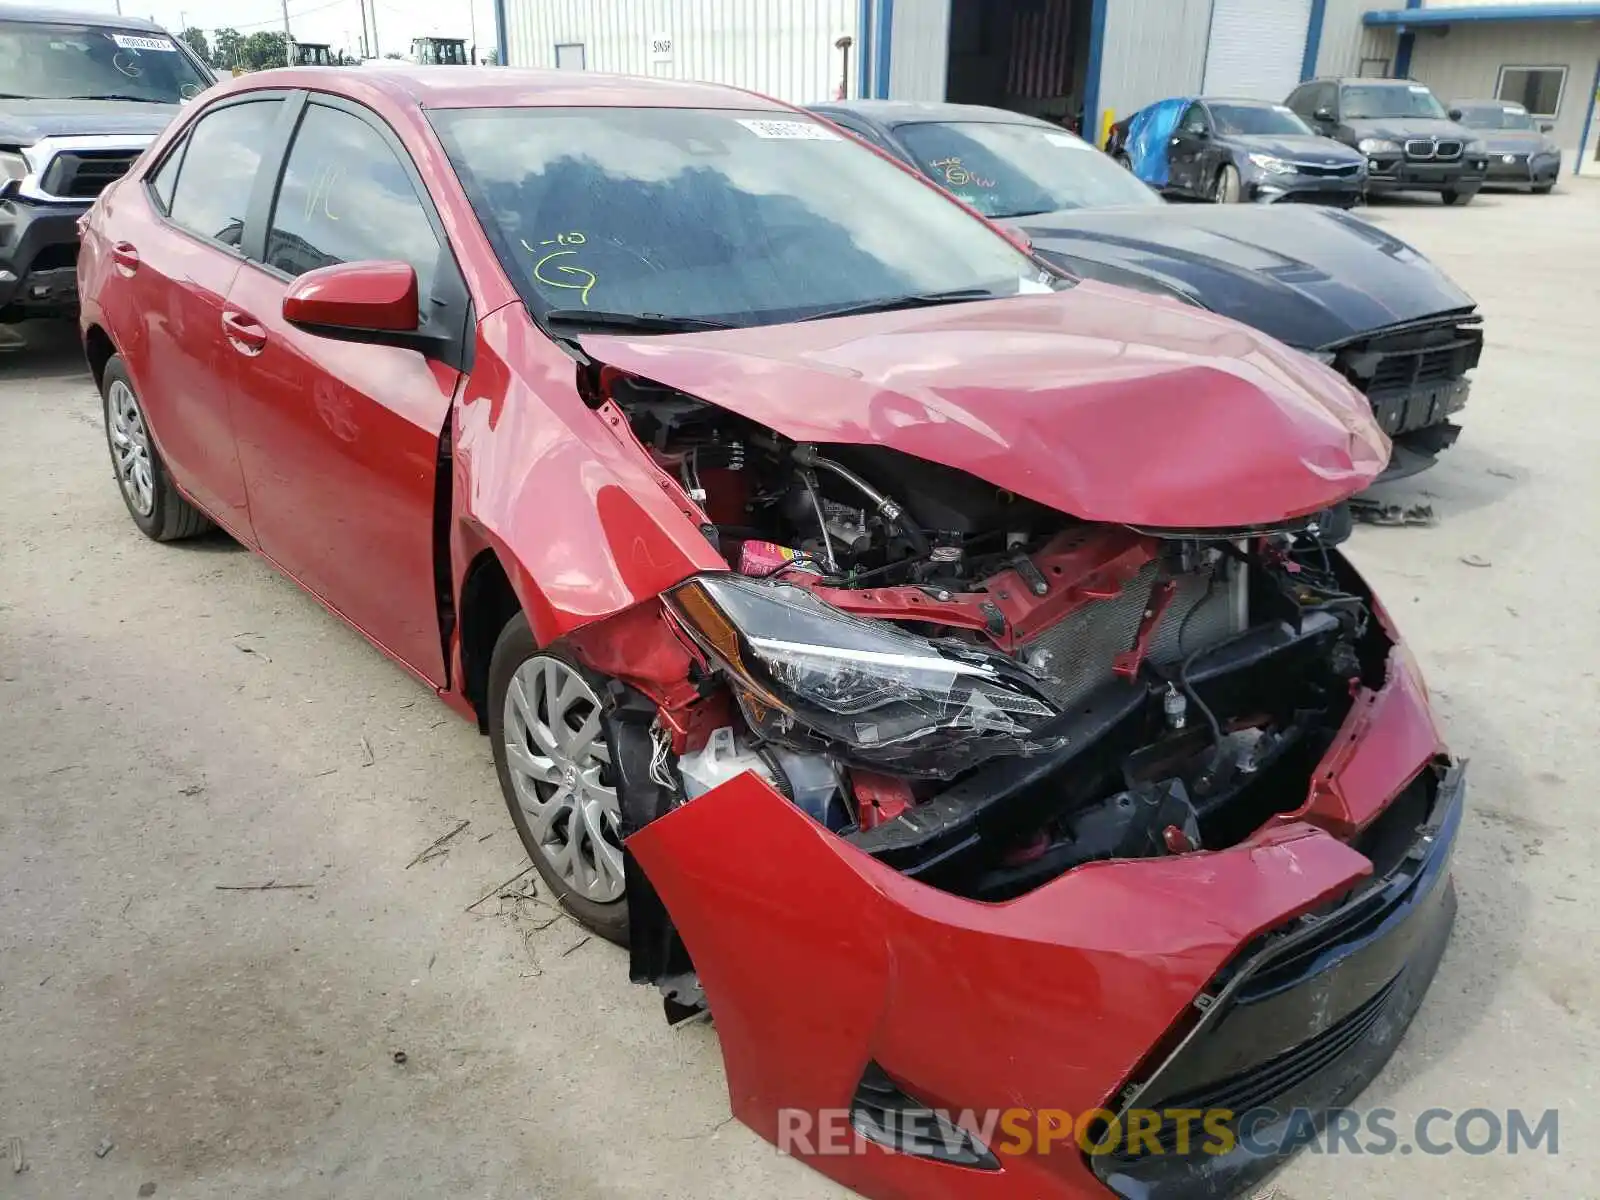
1,182,1597,1200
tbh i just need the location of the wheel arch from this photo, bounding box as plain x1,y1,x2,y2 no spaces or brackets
83,323,117,392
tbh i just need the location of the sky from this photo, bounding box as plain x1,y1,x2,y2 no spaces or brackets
52,0,496,61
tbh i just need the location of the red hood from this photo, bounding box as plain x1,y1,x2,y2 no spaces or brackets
583,282,1388,528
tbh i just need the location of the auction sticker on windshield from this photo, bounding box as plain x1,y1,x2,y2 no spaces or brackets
111,33,177,51
737,119,840,140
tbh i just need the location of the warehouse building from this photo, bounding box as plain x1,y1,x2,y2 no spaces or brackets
496,0,1600,175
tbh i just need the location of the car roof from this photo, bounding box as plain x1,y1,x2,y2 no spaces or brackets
1453,98,1520,108
1324,77,1426,88
0,3,168,29
215,65,792,112
1200,97,1289,107
812,99,1057,129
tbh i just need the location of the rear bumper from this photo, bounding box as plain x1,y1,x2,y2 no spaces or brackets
0,197,88,319
1095,761,1463,1199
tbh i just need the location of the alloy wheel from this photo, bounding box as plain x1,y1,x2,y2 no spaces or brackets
107,379,155,517
502,655,624,903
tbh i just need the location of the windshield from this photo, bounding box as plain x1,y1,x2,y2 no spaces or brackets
895,120,1161,218
1456,104,1537,131
415,40,468,65
0,21,210,103
1208,103,1312,136
431,107,1053,327
1343,84,1447,120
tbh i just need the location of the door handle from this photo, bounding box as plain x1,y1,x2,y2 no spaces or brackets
221,309,267,355
111,241,140,274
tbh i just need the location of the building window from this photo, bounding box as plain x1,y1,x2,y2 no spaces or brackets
1496,65,1566,118
555,42,585,70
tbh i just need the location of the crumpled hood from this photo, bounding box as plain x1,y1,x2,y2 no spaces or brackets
583,282,1388,529
1016,204,1475,349
0,99,177,144
1344,116,1475,143
1230,133,1365,165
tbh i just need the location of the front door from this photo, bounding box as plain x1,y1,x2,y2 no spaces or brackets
224,97,465,686
1168,102,1212,194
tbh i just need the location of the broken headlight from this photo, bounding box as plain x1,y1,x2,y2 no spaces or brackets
666,574,1063,778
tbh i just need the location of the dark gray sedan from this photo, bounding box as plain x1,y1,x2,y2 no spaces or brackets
1451,99,1561,191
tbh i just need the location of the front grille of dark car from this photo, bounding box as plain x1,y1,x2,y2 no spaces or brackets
1403,138,1462,161
1294,162,1362,178
1338,318,1483,397
38,151,141,199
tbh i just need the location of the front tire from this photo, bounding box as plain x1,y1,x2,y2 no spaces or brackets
488,615,629,945
1440,188,1474,206
100,355,212,541
1213,164,1242,203
1532,183,1554,195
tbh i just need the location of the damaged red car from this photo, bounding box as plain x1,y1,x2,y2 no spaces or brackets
78,67,1464,1200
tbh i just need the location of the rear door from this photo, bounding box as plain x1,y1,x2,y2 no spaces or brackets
222,94,469,686
112,95,290,537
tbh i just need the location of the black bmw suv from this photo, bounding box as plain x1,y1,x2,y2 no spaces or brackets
1287,77,1489,205
0,5,213,323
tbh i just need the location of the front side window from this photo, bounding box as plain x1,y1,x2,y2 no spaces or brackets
266,104,440,305
1208,103,1312,137
1341,83,1447,120
431,107,1051,326
896,120,1161,217
168,100,283,246
0,20,210,103
1496,67,1566,119
1179,103,1210,134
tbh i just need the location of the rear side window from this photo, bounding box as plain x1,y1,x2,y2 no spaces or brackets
265,103,440,306
167,100,283,247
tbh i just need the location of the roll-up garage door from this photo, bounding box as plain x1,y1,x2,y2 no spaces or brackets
1202,0,1313,101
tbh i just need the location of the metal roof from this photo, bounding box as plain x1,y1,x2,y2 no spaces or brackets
1364,4,1600,26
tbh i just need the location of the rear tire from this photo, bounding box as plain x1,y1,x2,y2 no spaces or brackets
1213,164,1242,203
1440,188,1474,206
488,614,630,946
100,354,213,542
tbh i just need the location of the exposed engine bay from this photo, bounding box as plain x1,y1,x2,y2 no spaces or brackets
598,370,1389,905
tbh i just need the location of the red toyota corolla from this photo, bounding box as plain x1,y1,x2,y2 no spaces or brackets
79,67,1463,1199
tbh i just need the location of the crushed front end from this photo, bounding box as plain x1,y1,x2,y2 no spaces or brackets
555,323,1460,1199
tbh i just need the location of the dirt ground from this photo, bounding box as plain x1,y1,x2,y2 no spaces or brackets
2,183,1597,1200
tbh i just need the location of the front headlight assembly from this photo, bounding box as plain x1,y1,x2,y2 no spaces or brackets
0,149,28,193
1247,153,1296,176
1357,138,1401,154
666,574,1064,778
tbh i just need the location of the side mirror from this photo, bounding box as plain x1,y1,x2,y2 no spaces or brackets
283,260,419,336
1539,120,1555,133
1447,107,1464,121
1313,106,1336,123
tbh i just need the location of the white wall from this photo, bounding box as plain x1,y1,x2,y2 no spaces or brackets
502,0,858,105
886,0,951,101
1096,0,1212,137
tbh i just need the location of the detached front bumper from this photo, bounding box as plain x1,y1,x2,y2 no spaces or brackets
629,635,1457,1200
0,196,90,320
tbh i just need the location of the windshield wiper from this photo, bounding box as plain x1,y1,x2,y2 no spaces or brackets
66,93,158,102
542,309,736,334
798,287,1005,323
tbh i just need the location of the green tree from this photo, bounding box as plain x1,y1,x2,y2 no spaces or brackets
213,26,242,69
242,30,287,70
177,26,211,65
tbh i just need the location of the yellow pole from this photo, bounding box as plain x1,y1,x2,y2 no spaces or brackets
1098,108,1115,150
